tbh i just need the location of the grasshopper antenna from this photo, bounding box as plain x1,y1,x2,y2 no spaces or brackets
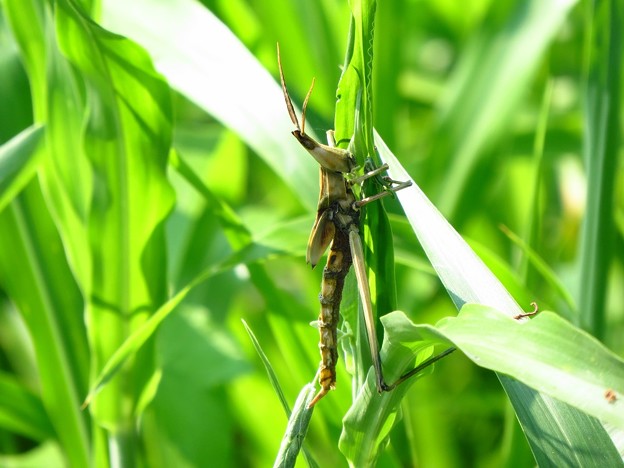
300,78,315,135
277,42,301,131
277,43,315,136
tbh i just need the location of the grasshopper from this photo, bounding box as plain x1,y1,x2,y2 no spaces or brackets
277,44,418,407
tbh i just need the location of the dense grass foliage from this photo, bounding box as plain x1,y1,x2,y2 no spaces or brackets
0,0,622,466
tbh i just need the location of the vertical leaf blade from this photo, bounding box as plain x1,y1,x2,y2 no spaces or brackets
578,0,622,338
55,0,175,440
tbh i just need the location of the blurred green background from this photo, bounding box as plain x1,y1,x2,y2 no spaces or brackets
0,0,622,466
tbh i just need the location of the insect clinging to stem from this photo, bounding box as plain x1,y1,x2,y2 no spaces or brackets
278,43,448,407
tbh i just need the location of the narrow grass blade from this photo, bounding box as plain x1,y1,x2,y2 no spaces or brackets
242,319,291,414
242,320,318,468
273,384,317,468
83,243,280,407
0,188,90,467
499,225,576,314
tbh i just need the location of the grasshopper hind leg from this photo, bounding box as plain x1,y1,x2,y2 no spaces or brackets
349,229,456,395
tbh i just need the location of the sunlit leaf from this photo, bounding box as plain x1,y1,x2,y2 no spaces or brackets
375,132,622,466
0,125,43,212
55,0,175,431
101,0,318,211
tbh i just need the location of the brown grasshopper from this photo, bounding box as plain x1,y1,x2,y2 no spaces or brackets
277,44,414,407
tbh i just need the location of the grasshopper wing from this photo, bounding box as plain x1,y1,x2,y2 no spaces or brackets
306,210,335,268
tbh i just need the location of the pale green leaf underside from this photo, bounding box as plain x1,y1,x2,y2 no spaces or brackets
382,306,624,430
376,132,623,465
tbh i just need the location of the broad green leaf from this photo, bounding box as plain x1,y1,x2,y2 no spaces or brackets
343,304,624,466
55,0,175,436
431,306,623,429
0,125,44,212
101,0,318,211
3,2,91,465
6,0,93,297
0,10,33,142
37,15,93,289
500,375,622,467
383,307,624,465
2,0,46,108
374,132,622,466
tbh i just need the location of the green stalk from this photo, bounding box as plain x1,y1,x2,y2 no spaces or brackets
334,1,414,464
578,0,621,339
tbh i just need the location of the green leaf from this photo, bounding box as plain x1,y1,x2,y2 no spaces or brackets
100,0,318,211
273,384,317,468
578,0,622,339
0,184,90,468
374,132,622,466
0,441,65,468
0,370,54,441
243,319,319,468
401,306,624,465
0,125,44,213
437,306,624,429
343,305,624,466
340,331,439,466
432,0,578,217
83,239,287,407
54,0,176,441
3,2,92,465
6,0,93,298
500,375,622,467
